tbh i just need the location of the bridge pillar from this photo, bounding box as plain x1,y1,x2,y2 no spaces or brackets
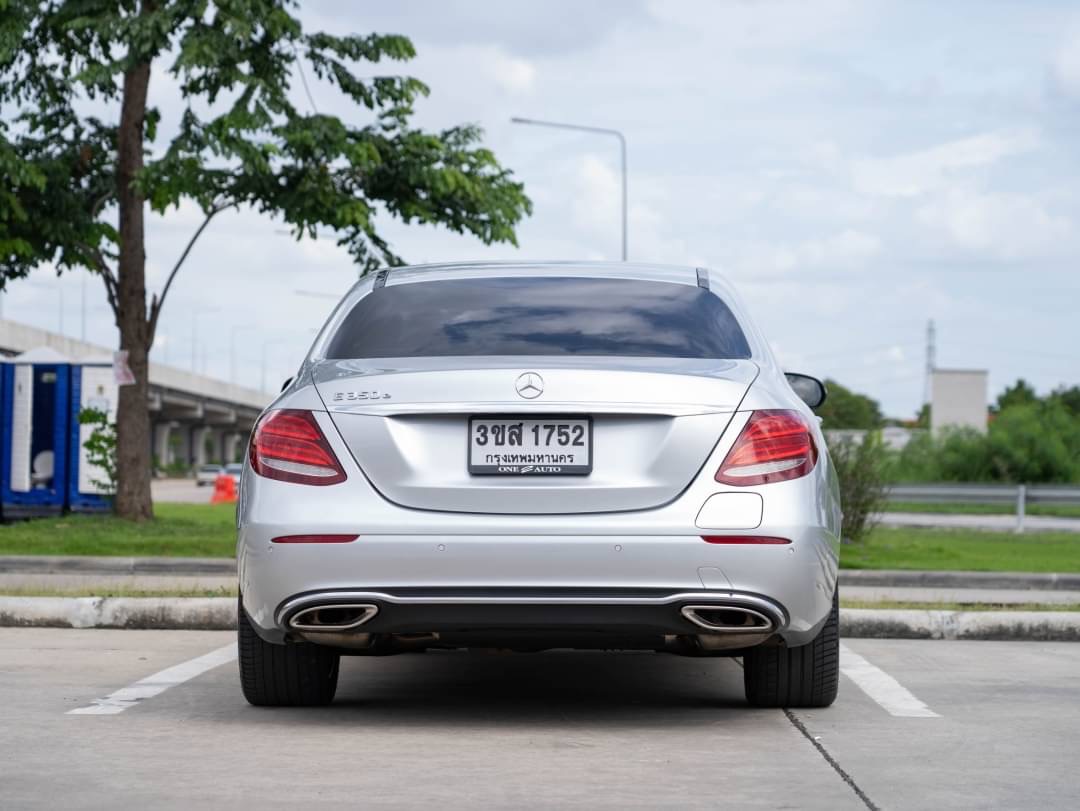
225,432,245,464
153,422,176,467
209,429,226,464
192,426,212,468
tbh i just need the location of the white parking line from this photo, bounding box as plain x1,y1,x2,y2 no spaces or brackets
839,643,939,718
67,644,237,715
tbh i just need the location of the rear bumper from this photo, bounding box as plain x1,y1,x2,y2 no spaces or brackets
277,587,786,635
239,532,837,647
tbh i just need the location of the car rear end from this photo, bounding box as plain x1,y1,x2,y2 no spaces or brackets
236,263,841,707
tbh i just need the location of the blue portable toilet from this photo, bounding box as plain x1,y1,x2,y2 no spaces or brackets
0,348,71,518
0,358,5,522
68,359,118,513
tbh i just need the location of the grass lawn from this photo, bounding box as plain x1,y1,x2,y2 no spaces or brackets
842,526,1080,573
885,501,1080,519
0,503,236,558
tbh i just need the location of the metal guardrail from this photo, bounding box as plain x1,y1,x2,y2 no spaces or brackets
886,484,1080,532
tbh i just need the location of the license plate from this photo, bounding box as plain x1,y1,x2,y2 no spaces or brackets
468,416,592,475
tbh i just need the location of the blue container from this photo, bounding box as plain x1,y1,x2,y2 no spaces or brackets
1,360,70,518
68,363,117,514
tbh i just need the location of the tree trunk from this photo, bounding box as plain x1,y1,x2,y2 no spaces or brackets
113,57,153,521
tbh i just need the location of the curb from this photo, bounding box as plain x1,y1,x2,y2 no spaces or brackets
2,597,1079,640
0,555,235,576
840,608,1080,641
0,596,235,630
838,569,1080,591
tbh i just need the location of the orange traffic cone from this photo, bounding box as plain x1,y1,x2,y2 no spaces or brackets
211,472,237,504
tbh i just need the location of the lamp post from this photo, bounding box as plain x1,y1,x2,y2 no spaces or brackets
510,116,628,261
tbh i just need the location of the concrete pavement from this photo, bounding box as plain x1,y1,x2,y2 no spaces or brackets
1,628,1077,809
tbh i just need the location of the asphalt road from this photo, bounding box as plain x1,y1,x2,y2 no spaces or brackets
1,629,1077,809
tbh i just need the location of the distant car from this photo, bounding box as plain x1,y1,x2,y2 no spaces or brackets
225,463,244,486
195,464,223,487
237,262,841,709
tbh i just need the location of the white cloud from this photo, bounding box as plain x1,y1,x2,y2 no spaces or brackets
735,229,882,276
1050,30,1080,99
915,189,1071,260
490,50,537,93
851,129,1040,198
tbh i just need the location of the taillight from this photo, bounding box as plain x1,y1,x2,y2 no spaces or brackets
715,410,817,486
249,410,346,486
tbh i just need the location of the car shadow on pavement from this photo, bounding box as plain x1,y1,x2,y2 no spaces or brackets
248,650,756,725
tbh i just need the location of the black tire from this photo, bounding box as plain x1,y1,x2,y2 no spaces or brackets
743,590,839,708
237,597,340,706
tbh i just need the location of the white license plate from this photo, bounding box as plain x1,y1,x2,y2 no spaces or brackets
468,416,592,475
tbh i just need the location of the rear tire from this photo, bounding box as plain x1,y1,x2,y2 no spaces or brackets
237,597,340,706
743,590,839,708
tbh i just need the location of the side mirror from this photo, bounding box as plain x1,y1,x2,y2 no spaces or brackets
785,373,827,409
280,377,294,393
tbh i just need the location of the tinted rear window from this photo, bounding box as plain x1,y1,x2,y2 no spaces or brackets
325,276,752,360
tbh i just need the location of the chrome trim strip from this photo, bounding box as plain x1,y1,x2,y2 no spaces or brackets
276,591,786,628
322,401,737,417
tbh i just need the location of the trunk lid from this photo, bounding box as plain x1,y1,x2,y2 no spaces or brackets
313,357,757,514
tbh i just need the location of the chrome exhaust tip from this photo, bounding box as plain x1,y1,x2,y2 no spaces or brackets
680,605,776,633
288,603,378,632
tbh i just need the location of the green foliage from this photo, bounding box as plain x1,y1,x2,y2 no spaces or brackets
889,399,1080,484
994,378,1039,413
816,379,883,430
0,0,532,287
77,406,117,498
828,431,888,544
1049,385,1080,419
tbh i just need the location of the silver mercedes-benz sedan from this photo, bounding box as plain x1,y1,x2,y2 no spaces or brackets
237,262,841,708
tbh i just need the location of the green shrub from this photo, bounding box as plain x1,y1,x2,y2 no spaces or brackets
829,431,888,544
985,401,1080,482
77,407,118,499
887,400,1080,484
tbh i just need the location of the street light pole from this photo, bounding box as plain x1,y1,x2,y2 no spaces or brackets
511,116,628,261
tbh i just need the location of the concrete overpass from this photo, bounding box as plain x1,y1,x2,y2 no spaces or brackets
0,318,271,468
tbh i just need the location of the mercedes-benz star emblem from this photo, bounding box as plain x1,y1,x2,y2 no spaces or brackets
515,372,544,399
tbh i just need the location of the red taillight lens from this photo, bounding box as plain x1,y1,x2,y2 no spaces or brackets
715,410,817,486
271,534,358,544
249,410,346,486
702,535,792,545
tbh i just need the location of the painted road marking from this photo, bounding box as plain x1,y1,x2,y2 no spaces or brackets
68,644,237,715
839,643,939,718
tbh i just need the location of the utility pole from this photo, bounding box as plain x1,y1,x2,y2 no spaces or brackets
924,319,936,405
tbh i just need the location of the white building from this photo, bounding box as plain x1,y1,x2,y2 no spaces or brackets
931,369,988,434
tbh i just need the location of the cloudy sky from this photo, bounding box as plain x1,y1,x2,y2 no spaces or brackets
3,0,1079,416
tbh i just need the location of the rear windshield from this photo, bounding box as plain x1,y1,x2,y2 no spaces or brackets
324,276,752,359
